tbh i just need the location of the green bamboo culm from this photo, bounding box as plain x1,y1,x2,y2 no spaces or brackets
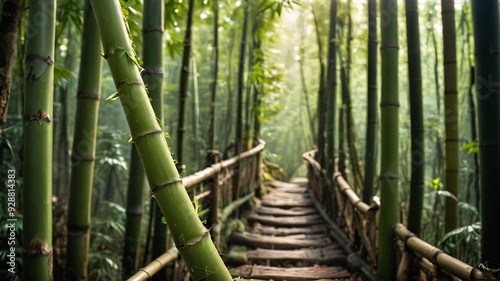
176,0,195,172
376,0,399,278
88,1,233,279
22,0,56,280
362,0,377,204
471,0,500,274
441,0,459,233
65,1,102,280
405,0,424,236
325,0,337,181
143,1,167,278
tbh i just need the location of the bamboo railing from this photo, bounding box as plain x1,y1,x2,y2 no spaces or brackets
127,141,265,280
303,149,496,281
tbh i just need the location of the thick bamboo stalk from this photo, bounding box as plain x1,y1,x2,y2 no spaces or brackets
405,0,424,236
235,0,249,156
394,224,496,281
325,0,338,184
441,0,459,233
471,0,500,273
89,1,233,279
139,1,166,275
377,0,399,278
65,2,102,279
22,0,55,279
176,0,194,171
363,0,377,204
208,0,219,151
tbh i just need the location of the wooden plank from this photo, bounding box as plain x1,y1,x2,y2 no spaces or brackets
281,233,328,240
290,177,309,186
252,224,328,236
264,192,310,200
231,265,350,280
248,214,323,227
268,181,302,189
230,232,330,250
256,206,317,216
262,198,313,208
246,247,346,265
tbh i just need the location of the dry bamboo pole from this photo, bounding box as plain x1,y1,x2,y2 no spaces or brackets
394,224,496,281
183,140,265,190
127,248,179,281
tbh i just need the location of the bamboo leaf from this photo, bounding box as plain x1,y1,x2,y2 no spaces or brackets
106,92,120,101
436,190,458,201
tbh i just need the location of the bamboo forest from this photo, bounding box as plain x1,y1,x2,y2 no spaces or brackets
2,0,500,280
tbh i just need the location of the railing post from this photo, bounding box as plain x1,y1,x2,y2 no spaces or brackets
206,150,221,249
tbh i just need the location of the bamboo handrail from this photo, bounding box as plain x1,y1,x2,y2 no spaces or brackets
303,149,496,280
182,140,265,190
394,224,496,281
127,248,179,281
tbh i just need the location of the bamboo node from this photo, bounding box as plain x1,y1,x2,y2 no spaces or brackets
77,90,100,100
431,249,444,264
132,129,163,142
23,109,52,124
379,101,400,107
152,178,182,193
23,235,53,257
143,26,164,33
177,229,210,248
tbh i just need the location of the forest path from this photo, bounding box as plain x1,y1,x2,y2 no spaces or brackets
227,178,353,280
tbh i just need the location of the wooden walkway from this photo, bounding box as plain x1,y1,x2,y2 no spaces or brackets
227,178,353,281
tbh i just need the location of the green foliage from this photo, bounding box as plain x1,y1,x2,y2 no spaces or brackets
88,201,126,281
438,222,481,266
461,140,478,154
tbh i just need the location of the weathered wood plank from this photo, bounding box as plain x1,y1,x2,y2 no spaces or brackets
262,198,313,208
246,247,346,265
230,232,330,250
231,265,350,280
290,177,309,186
248,213,323,227
256,206,317,216
252,224,328,236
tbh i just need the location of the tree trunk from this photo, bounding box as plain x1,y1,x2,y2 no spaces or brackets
0,0,23,137
441,0,459,233
22,0,56,280
89,1,233,279
376,0,399,278
471,0,500,275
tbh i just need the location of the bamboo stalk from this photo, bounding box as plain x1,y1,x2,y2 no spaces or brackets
377,0,400,278
66,2,102,279
22,0,56,279
471,0,500,273
89,1,232,279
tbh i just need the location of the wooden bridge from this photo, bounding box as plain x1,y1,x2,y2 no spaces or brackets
127,143,495,281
